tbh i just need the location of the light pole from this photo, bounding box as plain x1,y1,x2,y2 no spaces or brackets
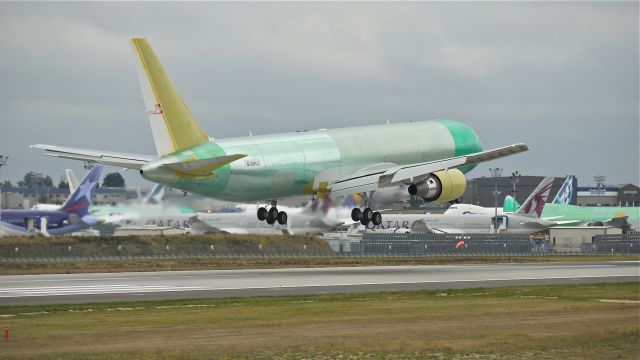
511,171,520,203
489,168,502,233
0,155,7,210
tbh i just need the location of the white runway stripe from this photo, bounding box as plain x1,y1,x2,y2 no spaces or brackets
0,285,206,297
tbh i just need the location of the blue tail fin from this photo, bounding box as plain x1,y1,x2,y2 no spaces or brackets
60,166,103,216
553,176,575,204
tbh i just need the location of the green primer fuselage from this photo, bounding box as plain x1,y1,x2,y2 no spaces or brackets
141,119,482,202
542,203,640,228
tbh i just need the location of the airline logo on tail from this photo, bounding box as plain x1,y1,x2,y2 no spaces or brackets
60,166,103,217
553,176,575,205
516,176,555,218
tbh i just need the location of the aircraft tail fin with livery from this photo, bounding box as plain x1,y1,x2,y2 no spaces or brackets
552,175,575,205
60,166,102,217
131,38,209,156
515,176,554,218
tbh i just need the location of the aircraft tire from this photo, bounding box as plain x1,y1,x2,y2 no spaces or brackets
362,208,373,222
268,207,279,221
266,215,276,225
277,211,288,225
372,211,382,226
257,207,268,221
351,208,362,222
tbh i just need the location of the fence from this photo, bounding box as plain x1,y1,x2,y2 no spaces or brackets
582,234,640,254
353,233,552,255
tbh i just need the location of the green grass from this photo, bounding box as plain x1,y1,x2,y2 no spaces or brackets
0,282,638,359
1,254,638,275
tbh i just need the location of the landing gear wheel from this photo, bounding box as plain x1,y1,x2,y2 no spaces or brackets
257,207,268,221
277,211,288,225
351,208,362,222
362,208,373,222
266,215,276,225
268,207,279,221
372,211,382,226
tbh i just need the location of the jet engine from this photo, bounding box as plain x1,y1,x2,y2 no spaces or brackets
408,169,466,203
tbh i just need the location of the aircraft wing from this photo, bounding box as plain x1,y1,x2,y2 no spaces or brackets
31,144,154,170
330,143,528,196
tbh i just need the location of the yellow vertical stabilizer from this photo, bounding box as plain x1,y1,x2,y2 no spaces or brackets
131,38,209,156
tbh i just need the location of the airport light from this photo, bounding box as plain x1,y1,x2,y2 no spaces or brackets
489,168,502,234
511,171,520,202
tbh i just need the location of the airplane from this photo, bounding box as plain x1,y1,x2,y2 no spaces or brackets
505,176,640,230
118,194,349,236
363,176,556,234
32,38,528,227
0,166,103,236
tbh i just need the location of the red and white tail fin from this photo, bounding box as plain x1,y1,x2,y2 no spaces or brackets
515,176,555,218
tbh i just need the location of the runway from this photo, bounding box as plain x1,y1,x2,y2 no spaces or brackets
0,261,638,305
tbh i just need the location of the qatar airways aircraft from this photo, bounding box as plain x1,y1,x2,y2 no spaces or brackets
33,38,527,227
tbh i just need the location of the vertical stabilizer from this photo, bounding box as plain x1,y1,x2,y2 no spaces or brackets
131,38,209,156
65,169,79,193
60,166,102,217
553,176,575,205
516,176,554,218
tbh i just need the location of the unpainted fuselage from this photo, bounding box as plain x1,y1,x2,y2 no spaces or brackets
140,119,482,202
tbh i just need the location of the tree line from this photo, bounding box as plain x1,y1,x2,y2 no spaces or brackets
1,171,125,189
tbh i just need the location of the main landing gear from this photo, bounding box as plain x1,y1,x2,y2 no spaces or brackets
351,207,382,226
350,191,382,226
257,201,287,225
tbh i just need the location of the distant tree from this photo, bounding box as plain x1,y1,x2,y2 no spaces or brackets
102,172,125,188
20,172,53,188
58,180,69,189
1,180,12,189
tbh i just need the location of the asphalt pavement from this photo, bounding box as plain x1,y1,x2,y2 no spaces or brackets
0,261,637,305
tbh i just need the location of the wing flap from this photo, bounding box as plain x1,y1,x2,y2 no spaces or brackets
31,144,153,169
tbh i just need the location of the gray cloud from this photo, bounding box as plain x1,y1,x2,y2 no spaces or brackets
0,2,637,188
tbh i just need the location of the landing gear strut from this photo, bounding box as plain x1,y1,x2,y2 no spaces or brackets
350,192,382,226
257,201,287,225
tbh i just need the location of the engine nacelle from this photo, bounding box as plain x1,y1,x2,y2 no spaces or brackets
408,168,466,203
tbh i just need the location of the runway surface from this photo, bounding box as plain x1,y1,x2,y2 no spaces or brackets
0,261,638,305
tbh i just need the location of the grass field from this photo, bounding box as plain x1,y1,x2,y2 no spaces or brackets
1,254,639,275
0,282,638,359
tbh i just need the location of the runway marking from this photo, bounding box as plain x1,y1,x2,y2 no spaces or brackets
0,263,631,283
0,285,206,298
0,275,636,298
598,299,640,304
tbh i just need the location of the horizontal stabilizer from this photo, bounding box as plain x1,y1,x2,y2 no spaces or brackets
163,154,247,176
31,144,154,169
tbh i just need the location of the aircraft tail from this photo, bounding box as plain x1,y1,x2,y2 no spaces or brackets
515,176,554,218
60,166,103,217
65,169,79,193
503,195,520,213
130,38,209,156
552,176,575,204
142,184,165,205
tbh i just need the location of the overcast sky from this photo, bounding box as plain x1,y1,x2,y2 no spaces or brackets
0,2,638,189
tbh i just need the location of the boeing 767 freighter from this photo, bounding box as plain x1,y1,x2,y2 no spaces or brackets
33,38,528,226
